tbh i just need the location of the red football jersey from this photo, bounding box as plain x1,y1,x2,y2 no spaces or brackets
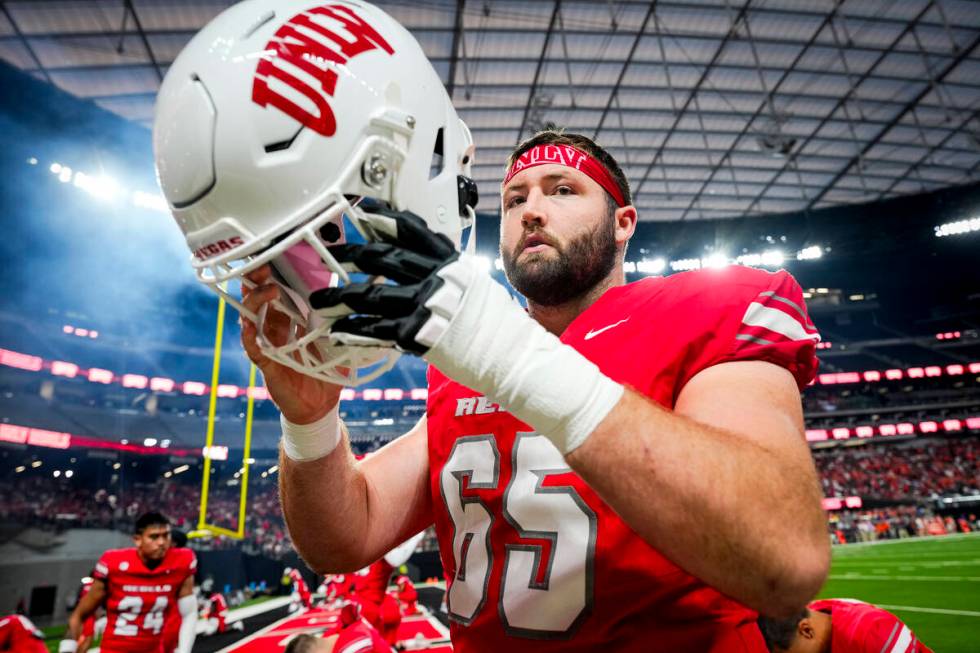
288,568,310,596
325,574,355,600
353,560,394,608
92,547,196,653
328,620,391,653
0,615,46,653
426,267,819,652
809,599,933,653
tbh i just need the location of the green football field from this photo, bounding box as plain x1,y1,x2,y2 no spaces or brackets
819,532,980,652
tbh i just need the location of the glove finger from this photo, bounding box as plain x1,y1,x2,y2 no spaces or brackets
359,208,456,260
309,283,421,318
331,315,427,355
327,243,442,284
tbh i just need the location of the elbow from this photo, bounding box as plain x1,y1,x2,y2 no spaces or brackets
765,538,831,619
295,543,368,576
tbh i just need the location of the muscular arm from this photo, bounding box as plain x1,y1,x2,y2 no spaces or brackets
67,580,105,640
566,360,829,618
279,415,433,573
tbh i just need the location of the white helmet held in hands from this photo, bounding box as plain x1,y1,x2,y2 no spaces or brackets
153,0,476,385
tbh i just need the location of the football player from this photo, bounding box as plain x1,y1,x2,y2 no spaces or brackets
285,602,390,653
0,614,47,653
156,2,828,650
72,576,103,653
758,598,934,652
60,512,197,653
285,567,313,612
395,575,419,616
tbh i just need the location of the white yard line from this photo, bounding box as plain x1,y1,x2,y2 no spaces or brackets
829,573,980,582
875,604,980,618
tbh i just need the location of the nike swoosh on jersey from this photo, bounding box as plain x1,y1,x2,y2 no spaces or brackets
584,317,630,340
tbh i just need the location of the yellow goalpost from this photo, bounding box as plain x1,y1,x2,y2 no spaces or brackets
188,294,257,541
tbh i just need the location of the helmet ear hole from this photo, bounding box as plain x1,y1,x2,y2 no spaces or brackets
428,127,445,180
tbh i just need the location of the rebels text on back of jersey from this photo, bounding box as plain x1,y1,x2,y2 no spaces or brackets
92,546,196,653
809,599,934,653
426,266,819,652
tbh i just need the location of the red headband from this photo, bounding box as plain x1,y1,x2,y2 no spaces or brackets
503,143,627,207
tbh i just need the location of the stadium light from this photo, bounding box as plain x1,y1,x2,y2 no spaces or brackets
703,253,730,269
797,245,823,260
53,470,61,478
31,461,42,468
144,438,158,447
670,258,701,272
73,171,120,201
636,258,666,274
65,470,74,478
934,217,980,237
761,250,784,267
15,466,25,473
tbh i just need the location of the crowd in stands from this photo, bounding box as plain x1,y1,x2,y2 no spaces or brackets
2,436,978,555
827,506,979,544
813,436,979,500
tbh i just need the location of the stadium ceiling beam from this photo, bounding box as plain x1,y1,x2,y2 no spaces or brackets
0,2,53,84
24,58,970,89
631,0,752,203
807,32,980,210
445,0,465,99
678,2,842,221
743,1,936,216
878,106,980,200
123,0,162,83
516,0,562,143
591,1,657,139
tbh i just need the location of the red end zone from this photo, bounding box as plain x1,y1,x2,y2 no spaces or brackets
220,606,452,653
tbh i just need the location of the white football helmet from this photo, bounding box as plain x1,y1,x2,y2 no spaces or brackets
154,0,476,386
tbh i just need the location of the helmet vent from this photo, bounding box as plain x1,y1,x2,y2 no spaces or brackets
264,126,304,153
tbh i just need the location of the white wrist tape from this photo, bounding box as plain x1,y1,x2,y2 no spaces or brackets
423,255,624,454
59,641,78,653
280,403,342,461
176,594,198,653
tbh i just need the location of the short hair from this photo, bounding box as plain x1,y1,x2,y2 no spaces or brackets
506,129,632,208
171,529,188,547
284,634,322,653
134,512,170,535
757,609,809,652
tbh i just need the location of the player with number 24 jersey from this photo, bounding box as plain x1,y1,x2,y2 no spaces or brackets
92,546,196,653
427,265,819,652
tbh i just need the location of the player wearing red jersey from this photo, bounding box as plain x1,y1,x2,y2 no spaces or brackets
0,614,47,653
321,574,355,606
285,602,390,653
396,576,419,616
758,598,934,652
285,567,313,612
61,512,197,653
242,130,829,650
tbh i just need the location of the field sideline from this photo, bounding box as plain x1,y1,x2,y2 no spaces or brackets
819,532,980,652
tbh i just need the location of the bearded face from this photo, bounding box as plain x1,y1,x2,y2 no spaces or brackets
502,203,618,307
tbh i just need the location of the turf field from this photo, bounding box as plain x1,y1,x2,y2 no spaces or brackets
819,532,980,652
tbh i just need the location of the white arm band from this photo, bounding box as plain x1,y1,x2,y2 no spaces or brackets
176,594,198,653
58,641,78,653
280,402,342,461
424,256,624,454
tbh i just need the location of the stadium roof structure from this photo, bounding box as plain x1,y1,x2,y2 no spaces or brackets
0,0,979,220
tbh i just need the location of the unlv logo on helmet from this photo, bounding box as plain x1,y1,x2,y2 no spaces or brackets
252,4,395,137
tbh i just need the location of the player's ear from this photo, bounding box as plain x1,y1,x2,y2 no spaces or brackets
798,617,815,639
613,204,637,245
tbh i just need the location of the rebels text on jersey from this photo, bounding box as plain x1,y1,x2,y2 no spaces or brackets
426,266,820,652
92,547,196,653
